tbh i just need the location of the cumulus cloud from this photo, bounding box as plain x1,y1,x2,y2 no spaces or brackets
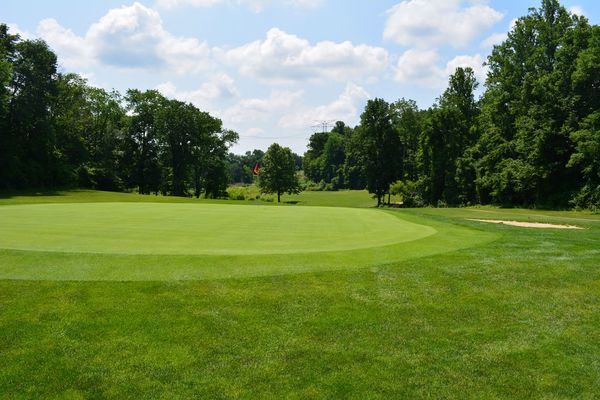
394,49,441,87
156,73,239,111
279,83,369,129
222,28,389,84
36,2,381,83
156,0,322,12
87,3,166,68
394,49,487,88
37,19,93,70
35,2,213,74
384,0,503,48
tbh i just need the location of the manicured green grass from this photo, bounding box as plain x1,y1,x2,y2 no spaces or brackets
0,197,496,280
1,190,599,399
0,202,433,255
0,188,376,208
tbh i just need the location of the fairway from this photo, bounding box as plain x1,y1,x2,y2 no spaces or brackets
1,191,599,399
0,202,435,255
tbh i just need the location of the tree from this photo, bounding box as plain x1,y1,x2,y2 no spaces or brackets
568,24,600,209
422,67,480,205
355,98,402,206
476,0,584,206
8,37,57,188
302,130,329,183
0,24,19,190
259,143,301,203
122,89,164,194
391,98,423,182
201,129,238,199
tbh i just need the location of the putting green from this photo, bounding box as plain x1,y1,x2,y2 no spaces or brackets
0,202,499,281
0,203,435,255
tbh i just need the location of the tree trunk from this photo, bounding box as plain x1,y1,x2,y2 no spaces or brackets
277,191,281,203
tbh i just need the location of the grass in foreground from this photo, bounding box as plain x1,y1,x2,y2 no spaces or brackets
1,190,599,399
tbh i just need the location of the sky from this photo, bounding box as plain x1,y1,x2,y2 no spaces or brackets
3,0,598,154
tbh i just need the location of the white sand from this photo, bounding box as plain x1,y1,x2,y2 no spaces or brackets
467,219,583,230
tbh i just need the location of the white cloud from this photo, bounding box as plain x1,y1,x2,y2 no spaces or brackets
394,49,442,87
480,18,518,49
394,49,486,88
34,2,213,74
156,0,322,12
7,23,32,40
444,54,487,84
156,74,239,111
88,2,212,72
279,83,369,129
223,90,304,125
569,6,585,16
37,19,93,70
384,0,503,48
157,0,222,8
222,28,389,84
480,32,506,49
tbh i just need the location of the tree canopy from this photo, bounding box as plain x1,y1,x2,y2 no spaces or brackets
258,143,301,203
298,0,600,210
0,24,237,197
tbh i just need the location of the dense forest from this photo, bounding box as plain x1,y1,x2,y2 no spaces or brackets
302,0,600,209
1,0,599,209
0,24,237,198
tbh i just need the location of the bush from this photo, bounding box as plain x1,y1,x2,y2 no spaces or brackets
571,184,600,212
226,184,261,201
390,180,425,207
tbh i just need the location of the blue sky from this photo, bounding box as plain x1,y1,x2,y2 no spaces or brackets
3,0,598,153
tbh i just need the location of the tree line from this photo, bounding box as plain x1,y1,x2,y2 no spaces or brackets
302,0,600,209
0,24,237,197
2,0,598,209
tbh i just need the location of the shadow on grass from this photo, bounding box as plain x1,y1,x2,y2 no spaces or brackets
283,200,300,205
0,189,69,199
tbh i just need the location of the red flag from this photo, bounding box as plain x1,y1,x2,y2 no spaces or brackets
252,162,260,176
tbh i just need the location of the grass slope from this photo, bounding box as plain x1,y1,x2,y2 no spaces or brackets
1,190,599,399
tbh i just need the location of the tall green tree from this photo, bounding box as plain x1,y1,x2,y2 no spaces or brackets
123,89,164,194
355,98,402,206
477,0,584,206
259,143,301,203
0,24,18,190
302,130,329,183
568,24,600,208
391,99,423,182
199,129,238,199
8,38,57,187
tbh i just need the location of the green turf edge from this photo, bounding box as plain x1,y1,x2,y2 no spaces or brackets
0,211,499,281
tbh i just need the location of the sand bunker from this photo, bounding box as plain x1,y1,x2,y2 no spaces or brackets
467,219,583,230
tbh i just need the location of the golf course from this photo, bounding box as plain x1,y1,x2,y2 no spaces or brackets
1,190,599,398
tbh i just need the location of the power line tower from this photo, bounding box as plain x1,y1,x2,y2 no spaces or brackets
311,119,336,134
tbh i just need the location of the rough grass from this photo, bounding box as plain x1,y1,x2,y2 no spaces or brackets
1,190,599,399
